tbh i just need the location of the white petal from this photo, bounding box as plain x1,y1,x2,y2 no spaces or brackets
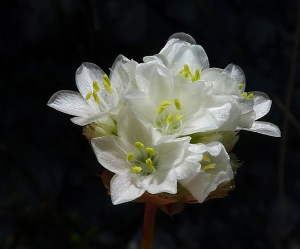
110,174,145,205
168,32,197,45
243,121,281,137
109,55,130,90
76,62,105,99
70,112,109,126
143,170,177,195
225,64,246,90
91,136,132,173
251,91,272,119
47,90,92,116
179,172,209,203
238,111,256,128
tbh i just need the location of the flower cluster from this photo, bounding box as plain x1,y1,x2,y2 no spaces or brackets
48,33,280,209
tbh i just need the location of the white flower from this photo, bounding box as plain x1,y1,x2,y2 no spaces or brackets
152,33,280,137
124,59,234,144
47,55,131,126
176,141,234,203
91,107,197,205
202,64,281,137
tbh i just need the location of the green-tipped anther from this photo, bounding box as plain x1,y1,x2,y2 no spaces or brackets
146,158,153,170
146,147,155,156
135,141,144,150
166,114,173,124
241,92,247,98
202,155,210,162
131,166,142,173
93,81,100,92
192,68,200,82
102,74,112,94
247,93,254,98
176,114,184,121
85,92,92,100
157,106,165,114
174,98,182,110
238,83,243,90
202,163,216,171
93,91,101,104
127,152,134,161
160,100,171,106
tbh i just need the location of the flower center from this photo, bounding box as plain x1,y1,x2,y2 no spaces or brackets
85,74,113,104
201,155,216,172
178,64,200,82
127,141,158,175
154,99,184,135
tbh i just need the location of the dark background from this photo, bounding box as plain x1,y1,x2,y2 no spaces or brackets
1,0,299,248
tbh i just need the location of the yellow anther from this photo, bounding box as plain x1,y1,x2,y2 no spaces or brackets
93,81,100,92
131,166,142,173
202,163,216,171
166,114,173,124
157,106,165,114
192,68,200,82
146,158,153,170
176,114,184,121
160,100,171,106
146,147,155,156
241,92,247,98
238,83,243,90
135,141,144,150
93,91,101,104
174,98,182,110
246,93,254,99
202,155,211,162
101,74,113,94
127,152,134,161
85,92,92,100
184,64,190,72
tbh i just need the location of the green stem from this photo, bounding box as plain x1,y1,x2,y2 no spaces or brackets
141,201,156,249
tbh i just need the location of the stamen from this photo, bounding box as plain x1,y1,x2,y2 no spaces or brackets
135,141,144,150
166,114,173,124
93,80,100,92
146,158,153,171
246,93,254,99
127,152,134,161
241,92,247,98
202,163,216,171
160,100,171,106
174,98,182,110
238,83,243,90
146,147,155,156
131,166,142,173
157,106,165,114
202,155,211,162
102,74,113,94
93,91,101,104
191,68,200,82
176,114,184,121
85,92,92,100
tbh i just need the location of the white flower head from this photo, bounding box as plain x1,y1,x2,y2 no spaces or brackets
125,60,235,144
47,55,131,126
91,107,194,205
177,141,234,203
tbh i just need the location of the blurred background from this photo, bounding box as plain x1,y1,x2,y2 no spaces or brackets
1,0,299,248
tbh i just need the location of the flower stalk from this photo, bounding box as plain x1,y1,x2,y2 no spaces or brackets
141,201,156,249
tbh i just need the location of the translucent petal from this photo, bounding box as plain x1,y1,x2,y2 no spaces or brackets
110,174,145,205
243,121,281,137
70,112,109,126
143,170,177,195
47,90,92,116
91,136,132,173
109,54,130,90
76,62,105,99
251,91,272,119
225,64,246,91
168,32,196,45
